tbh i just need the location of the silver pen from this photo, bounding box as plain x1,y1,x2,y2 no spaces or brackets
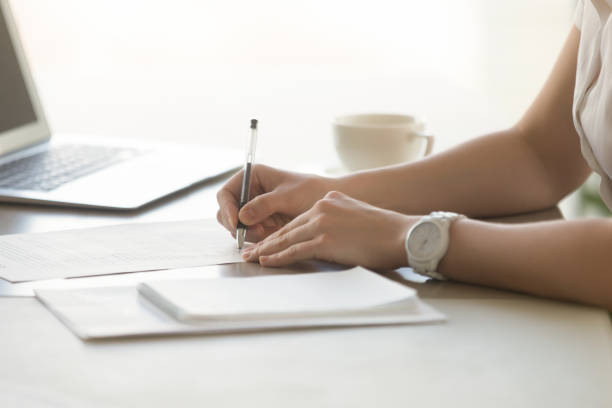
236,119,258,249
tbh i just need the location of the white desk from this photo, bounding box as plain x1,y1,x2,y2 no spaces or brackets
0,274,610,407
0,178,610,407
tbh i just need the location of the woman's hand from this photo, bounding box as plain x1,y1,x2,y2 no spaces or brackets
216,164,334,242
241,191,417,270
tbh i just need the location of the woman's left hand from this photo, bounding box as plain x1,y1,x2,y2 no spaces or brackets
241,191,417,270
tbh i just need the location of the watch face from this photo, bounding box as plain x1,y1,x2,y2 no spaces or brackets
408,222,441,259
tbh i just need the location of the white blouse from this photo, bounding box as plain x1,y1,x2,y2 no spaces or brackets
573,0,612,210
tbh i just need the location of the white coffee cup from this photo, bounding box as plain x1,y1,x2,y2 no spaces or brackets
333,114,434,171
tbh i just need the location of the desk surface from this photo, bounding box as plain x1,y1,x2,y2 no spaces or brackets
0,179,611,407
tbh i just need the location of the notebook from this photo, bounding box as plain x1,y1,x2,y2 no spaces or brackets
139,268,421,322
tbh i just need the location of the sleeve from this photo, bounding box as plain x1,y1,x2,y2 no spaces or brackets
574,0,585,31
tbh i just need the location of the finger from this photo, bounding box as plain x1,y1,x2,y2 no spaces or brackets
242,213,311,260
216,169,244,205
245,224,266,243
241,219,285,245
217,189,239,232
216,168,247,226
247,224,283,243
216,208,233,234
261,209,312,243
239,191,288,226
239,207,288,244
257,213,288,236
258,239,321,267
242,222,316,262
260,213,282,229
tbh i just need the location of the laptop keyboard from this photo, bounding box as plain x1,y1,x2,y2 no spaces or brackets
0,144,144,192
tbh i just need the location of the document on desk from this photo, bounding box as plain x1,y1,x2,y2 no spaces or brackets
0,219,243,282
35,267,446,340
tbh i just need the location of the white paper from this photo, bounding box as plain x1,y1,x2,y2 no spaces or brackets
138,267,418,321
35,275,446,340
0,219,243,282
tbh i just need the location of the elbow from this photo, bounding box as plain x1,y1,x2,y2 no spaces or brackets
514,129,591,208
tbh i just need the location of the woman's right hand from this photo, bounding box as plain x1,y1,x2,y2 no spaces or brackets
216,164,334,243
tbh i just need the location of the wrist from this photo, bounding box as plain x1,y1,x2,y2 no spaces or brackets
394,215,420,268
309,175,340,202
335,172,370,202
336,168,403,212
435,216,468,280
319,174,339,193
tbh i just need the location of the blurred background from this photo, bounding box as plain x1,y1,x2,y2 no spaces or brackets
10,0,601,217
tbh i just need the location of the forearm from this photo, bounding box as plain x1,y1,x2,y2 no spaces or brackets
334,28,589,218
336,127,566,217
440,218,612,310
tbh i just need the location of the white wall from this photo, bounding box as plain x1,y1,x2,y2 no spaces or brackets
9,0,576,167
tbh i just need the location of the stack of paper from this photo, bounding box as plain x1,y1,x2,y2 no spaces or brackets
35,267,446,340
139,268,421,321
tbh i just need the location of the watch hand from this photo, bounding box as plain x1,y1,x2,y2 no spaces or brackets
420,239,429,250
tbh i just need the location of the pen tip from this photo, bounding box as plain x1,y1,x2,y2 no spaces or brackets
250,119,258,129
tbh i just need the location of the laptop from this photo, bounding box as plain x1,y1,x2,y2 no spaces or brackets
0,0,240,210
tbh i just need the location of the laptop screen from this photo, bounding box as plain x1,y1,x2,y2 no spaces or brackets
0,5,37,134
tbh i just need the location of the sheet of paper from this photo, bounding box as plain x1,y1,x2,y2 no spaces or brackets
0,219,243,282
138,267,418,321
35,280,446,340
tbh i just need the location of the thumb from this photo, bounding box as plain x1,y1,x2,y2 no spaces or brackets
239,191,286,226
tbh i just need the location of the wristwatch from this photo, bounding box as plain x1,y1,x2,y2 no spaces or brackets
405,211,465,280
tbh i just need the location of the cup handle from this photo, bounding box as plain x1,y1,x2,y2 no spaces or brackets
413,133,434,157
